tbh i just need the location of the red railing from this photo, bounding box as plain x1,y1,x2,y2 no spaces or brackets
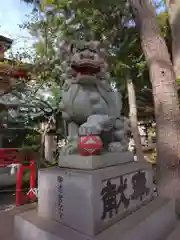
0,148,37,206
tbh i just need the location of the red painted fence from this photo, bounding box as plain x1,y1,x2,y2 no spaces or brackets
0,148,37,206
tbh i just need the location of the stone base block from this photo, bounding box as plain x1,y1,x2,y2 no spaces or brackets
14,198,177,240
167,221,180,240
38,161,154,236
58,151,134,169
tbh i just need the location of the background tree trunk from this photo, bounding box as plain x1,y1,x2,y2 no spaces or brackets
129,0,180,202
127,78,144,161
166,0,180,78
44,134,56,162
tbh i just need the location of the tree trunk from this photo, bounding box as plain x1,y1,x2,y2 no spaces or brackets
44,134,56,162
127,78,144,161
129,0,180,201
40,121,50,166
40,122,45,164
166,0,180,78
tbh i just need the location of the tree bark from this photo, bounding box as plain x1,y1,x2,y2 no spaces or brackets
127,78,144,161
129,0,180,201
44,134,56,162
166,0,180,78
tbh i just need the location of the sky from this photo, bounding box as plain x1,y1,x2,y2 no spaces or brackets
0,0,165,59
0,0,34,56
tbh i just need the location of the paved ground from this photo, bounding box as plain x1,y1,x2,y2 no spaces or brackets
0,192,15,209
0,193,16,240
0,209,14,240
0,192,36,240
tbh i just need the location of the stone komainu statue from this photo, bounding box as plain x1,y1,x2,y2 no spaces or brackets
59,40,131,154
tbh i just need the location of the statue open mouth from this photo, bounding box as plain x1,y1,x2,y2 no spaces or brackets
71,62,100,76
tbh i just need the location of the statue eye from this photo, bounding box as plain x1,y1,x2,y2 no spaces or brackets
77,47,86,52
90,49,97,53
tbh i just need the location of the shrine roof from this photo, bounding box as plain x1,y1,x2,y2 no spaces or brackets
0,35,13,49
0,58,32,69
0,58,32,79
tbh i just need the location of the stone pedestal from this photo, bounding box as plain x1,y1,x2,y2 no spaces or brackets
14,198,177,240
38,152,154,237
14,151,179,240
58,151,134,169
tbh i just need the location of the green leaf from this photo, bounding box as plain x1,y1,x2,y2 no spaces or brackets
176,77,180,84
40,0,54,11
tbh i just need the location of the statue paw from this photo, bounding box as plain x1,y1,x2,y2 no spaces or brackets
61,137,78,155
79,123,101,136
67,146,77,154
61,145,77,155
108,142,127,152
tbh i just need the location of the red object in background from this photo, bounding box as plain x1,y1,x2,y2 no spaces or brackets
78,135,103,156
0,148,19,167
11,70,28,78
16,160,36,206
0,148,37,206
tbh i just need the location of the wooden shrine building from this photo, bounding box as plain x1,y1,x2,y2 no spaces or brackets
0,34,30,94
